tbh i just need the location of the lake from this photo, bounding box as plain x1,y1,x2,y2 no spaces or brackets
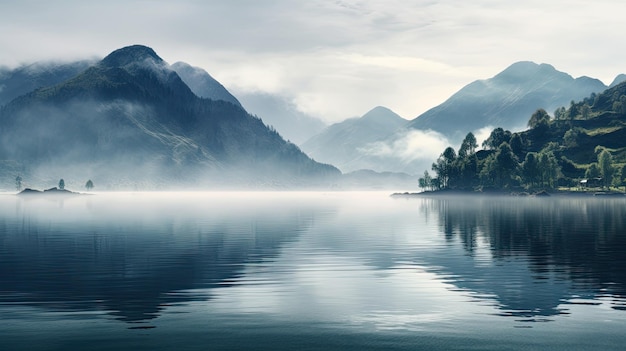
1,191,625,350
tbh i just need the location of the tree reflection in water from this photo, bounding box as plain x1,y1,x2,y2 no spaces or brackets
418,196,626,319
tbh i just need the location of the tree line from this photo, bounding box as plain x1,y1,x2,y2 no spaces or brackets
420,107,626,192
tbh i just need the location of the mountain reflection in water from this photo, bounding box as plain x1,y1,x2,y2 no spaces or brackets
1,192,626,350
0,192,324,322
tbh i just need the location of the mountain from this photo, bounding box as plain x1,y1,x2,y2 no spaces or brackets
407,61,608,141
0,45,339,189
0,60,95,106
610,74,626,88
300,106,407,172
236,91,326,145
153,63,327,145
170,61,242,107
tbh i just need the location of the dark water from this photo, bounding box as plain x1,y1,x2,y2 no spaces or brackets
1,192,626,350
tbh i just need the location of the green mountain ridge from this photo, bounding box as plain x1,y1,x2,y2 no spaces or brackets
423,80,626,191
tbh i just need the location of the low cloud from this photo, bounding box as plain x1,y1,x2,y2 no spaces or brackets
356,125,497,174
473,125,495,150
359,129,450,164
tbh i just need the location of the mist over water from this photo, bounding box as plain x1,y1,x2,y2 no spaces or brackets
1,192,625,350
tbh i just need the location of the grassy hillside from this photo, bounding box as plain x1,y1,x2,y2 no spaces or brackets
422,81,626,192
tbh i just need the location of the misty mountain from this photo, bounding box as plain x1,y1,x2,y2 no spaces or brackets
610,74,626,88
304,62,612,176
170,61,242,107
407,61,608,141
0,60,94,106
168,63,327,145
300,106,407,172
0,45,339,189
236,91,327,145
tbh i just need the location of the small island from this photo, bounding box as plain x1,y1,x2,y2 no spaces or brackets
17,187,83,197
15,178,91,197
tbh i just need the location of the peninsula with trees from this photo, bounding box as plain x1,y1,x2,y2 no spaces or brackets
416,80,626,195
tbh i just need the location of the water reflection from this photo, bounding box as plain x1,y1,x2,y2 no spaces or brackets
2,191,626,334
417,196,626,319
0,192,332,323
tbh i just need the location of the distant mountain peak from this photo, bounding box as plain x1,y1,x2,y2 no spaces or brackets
100,45,164,68
360,106,405,125
365,106,395,115
508,61,542,69
494,61,560,82
610,74,626,88
407,61,607,141
300,106,406,172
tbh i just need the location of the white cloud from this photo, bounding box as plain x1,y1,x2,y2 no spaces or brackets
360,129,450,163
1,0,625,123
354,124,501,174
341,54,455,74
473,126,495,150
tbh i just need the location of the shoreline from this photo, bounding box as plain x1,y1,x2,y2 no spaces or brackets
391,189,626,198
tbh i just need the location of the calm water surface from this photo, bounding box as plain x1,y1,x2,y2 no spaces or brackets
1,191,625,350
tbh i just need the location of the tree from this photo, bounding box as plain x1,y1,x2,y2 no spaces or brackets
585,163,601,179
554,106,567,121
493,142,519,188
458,132,478,158
85,179,94,191
598,149,615,189
581,104,591,119
568,100,578,121
456,153,479,189
612,95,626,114
418,170,433,191
619,164,626,191
521,152,540,189
509,133,523,157
527,109,550,129
432,147,457,189
563,128,584,148
482,128,511,150
430,177,441,190
538,151,560,189
481,142,519,188
58,179,65,190
443,146,456,162
15,175,23,191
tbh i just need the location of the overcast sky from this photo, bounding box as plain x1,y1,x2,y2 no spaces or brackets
1,0,625,123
